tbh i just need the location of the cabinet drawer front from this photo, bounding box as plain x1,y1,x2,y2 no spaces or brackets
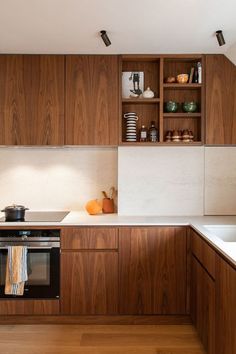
61,227,118,250
191,229,215,278
0,300,59,315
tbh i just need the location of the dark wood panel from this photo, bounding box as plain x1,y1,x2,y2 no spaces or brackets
0,55,64,145
0,300,59,315
191,229,216,278
61,227,118,250
65,55,119,145
0,315,192,325
190,256,215,354
0,55,26,144
61,251,118,315
215,256,236,354
205,54,236,144
119,227,187,315
24,55,65,145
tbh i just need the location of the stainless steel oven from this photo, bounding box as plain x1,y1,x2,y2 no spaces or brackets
0,229,60,299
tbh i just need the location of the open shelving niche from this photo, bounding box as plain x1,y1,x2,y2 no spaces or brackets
119,55,204,146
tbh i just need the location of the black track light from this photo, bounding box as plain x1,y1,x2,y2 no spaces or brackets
216,30,225,46
100,30,111,47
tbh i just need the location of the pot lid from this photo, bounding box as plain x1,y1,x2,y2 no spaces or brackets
2,204,28,211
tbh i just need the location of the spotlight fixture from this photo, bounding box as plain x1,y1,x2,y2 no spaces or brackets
100,30,111,47
216,30,225,46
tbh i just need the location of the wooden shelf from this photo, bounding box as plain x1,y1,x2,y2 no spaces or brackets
120,141,202,146
120,55,204,145
122,98,160,104
163,113,201,118
163,83,202,89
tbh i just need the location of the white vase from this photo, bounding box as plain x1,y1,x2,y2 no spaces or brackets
143,87,154,99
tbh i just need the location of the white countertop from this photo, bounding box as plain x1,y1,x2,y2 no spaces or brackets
0,211,236,266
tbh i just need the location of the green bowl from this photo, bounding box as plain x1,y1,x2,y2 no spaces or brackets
182,101,198,113
164,101,178,113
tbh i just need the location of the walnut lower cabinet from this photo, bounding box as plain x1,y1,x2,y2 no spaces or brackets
60,227,118,315
119,227,187,314
215,255,236,354
191,255,215,354
190,229,236,354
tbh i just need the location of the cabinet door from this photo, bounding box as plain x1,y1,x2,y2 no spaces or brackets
205,54,236,144
191,256,215,354
0,55,64,145
119,227,187,314
215,256,236,354
61,251,118,315
65,55,119,145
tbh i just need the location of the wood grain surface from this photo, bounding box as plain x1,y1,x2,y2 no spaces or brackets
0,324,205,354
61,227,118,250
0,55,64,145
190,256,215,354
61,251,118,315
119,227,187,314
0,300,59,315
191,229,216,279
205,54,236,144
215,255,236,354
65,55,119,145
0,315,192,325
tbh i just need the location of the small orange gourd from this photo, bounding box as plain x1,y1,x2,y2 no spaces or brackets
85,200,102,215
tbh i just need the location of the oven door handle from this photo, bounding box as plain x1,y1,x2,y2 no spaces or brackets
0,242,60,249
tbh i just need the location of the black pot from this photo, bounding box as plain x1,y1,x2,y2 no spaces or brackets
1,205,29,221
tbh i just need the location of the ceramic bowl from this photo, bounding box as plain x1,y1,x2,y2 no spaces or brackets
164,101,178,113
176,74,189,84
182,101,198,113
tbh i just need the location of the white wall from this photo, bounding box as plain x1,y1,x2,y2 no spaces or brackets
225,42,236,65
118,147,204,216
0,147,117,211
204,147,236,215
0,146,235,216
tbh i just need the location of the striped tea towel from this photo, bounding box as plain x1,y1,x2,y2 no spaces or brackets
5,246,28,296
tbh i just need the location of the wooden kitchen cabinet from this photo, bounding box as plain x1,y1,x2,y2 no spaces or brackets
0,55,64,145
205,54,236,144
190,256,215,354
60,227,118,315
190,229,216,354
215,255,236,354
0,300,59,315
61,251,118,315
65,55,119,145
61,227,118,250
119,227,187,314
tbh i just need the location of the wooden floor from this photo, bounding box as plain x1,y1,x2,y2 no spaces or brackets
0,324,206,354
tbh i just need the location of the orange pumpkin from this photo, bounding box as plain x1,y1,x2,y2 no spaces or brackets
85,199,102,215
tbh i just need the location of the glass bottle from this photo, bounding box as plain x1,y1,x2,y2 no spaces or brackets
140,125,148,142
149,121,158,142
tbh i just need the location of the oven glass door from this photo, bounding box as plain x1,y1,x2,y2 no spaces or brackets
0,248,59,299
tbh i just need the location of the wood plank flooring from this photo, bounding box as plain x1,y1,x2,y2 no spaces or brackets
0,324,206,354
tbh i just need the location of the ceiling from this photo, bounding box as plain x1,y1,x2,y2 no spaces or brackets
0,0,236,54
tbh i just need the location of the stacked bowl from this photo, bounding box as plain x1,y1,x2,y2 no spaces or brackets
124,112,138,142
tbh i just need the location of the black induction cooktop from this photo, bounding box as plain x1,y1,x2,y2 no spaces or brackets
0,211,70,222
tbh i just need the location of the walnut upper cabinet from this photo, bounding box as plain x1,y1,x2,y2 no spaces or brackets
65,55,119,145
205,54,236,145
0,55,64,145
